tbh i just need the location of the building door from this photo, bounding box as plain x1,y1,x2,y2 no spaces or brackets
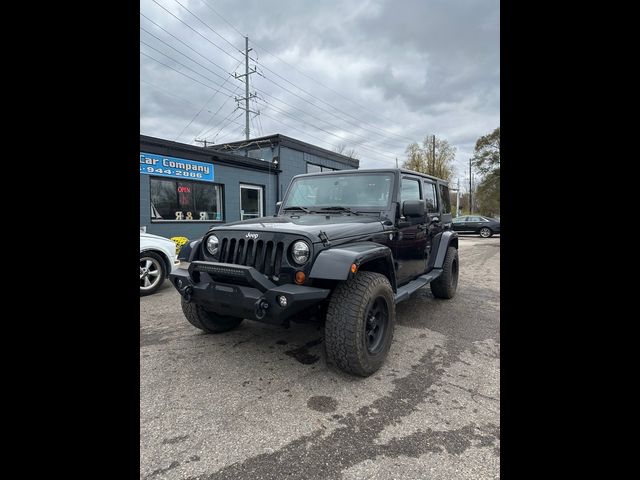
240,184,263,220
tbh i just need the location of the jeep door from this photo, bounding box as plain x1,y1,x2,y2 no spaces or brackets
395,175,428,285
423,179,442,264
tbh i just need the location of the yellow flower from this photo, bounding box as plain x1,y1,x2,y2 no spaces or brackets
170,236,189,254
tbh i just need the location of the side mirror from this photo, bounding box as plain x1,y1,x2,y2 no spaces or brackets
275,201,282,216
402,200,425,217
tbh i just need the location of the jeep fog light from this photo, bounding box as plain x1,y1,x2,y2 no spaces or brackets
277,295,288,307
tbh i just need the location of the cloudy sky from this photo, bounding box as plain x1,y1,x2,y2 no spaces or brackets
140,0,499,184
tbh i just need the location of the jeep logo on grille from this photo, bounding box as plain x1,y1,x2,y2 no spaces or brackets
245,232,259,239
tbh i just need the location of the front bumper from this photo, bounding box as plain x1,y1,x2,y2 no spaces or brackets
169,261,330,324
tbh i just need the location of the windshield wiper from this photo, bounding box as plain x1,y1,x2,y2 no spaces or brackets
317,206,361,215
283,205,312,213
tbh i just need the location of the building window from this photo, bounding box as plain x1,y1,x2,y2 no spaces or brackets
307,162,337,173
307,163,322,173
150,177,223,222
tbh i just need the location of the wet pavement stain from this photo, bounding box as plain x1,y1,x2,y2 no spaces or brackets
307,396,338,413
162,434,190,445
284,338,323,365
186,342,499,480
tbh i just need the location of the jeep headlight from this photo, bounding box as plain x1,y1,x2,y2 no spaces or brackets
206,234,219,255
291,240,310,265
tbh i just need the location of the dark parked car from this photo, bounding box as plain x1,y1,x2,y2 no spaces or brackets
451,215,500,238
169,168,459,377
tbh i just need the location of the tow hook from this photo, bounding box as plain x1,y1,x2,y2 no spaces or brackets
181,286,193,302
254,298,270,319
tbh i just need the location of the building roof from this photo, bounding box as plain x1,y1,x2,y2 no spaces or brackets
140,135,281,173
209,133,360,169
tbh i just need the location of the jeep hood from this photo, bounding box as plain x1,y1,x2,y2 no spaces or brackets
210,214,387,243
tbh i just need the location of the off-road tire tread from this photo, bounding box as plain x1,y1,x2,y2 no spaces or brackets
181,298,243,333
325,272,395,376
430,246,458,299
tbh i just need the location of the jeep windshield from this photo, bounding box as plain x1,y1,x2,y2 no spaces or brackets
282,173,393,212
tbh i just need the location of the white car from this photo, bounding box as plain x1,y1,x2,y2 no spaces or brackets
140,232,180,296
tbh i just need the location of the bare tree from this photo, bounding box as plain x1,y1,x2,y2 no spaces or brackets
333,143,360,160
402,135,455,181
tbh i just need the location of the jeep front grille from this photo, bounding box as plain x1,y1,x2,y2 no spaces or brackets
219,238,285,276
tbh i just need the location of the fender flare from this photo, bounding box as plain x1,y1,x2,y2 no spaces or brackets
177,238,203,262
428,230,459,270
309,241,397,292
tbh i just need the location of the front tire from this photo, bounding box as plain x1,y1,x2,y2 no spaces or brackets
430,246,459,299
479,227,493,238
140,252,166,297
325,272,395,377
181,298,244,333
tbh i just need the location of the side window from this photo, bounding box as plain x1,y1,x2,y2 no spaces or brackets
439,184,451,214
401,177,421,202
423,181,438,213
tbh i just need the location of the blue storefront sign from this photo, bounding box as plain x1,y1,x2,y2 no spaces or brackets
140,152,214,182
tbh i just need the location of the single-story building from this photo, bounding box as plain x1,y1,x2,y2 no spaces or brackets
140,134,359,239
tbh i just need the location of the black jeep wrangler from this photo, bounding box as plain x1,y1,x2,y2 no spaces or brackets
169,169,459,376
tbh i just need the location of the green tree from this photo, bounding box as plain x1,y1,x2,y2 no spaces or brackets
471,127,500,175
471,127,500,216
402,135,455,181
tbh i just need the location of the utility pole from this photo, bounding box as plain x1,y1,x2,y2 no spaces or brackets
469,158,473,214
395,157,398,168
194,139,209,148
456,178,460,217
234,36,259,141
432,134,436,174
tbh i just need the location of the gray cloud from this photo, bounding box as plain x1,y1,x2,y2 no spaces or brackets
140,0,499,180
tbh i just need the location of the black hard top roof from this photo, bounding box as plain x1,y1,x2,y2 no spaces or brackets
293,168,447,183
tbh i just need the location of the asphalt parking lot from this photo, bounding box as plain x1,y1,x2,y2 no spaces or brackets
140,235,500,479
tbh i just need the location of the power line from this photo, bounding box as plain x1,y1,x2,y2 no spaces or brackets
206,110,245,142
255,89,403,156
139,35,237,94
195,0,419,140
256,97,400,164
145,2,414,152
174,76,232,142
140,13,240,80
254,60,416,146
251,42,418,143
194,83,242,139
151,2,414,148
149,0,243,63
200,0,246,37
170,0,244,55
140,78,214,112
261,105,392,167
140,50,243,134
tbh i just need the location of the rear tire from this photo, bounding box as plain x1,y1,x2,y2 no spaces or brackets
430,246,459,299
181,298,244,333
325,272,395,377
480,227,493,238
